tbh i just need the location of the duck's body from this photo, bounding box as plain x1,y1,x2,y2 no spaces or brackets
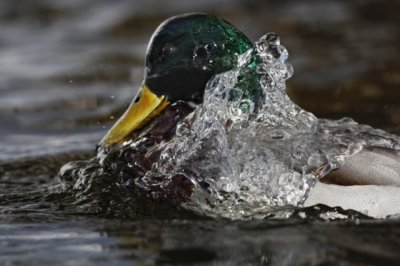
99,13,400,218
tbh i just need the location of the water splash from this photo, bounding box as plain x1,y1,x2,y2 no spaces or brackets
57,33,400,220
124,33,400,219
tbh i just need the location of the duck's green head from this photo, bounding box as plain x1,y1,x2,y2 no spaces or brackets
101,13,252,147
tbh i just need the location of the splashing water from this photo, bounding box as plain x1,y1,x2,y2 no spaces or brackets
58,33,400,220
121,33,400,219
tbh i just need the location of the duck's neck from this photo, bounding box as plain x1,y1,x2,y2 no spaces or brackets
100,102,195,178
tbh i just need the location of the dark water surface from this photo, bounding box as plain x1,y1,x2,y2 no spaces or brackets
1,0,400,265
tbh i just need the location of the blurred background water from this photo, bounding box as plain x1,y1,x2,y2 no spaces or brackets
0,0,399,265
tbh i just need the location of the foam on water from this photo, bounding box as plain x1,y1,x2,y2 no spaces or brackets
127,33,400,219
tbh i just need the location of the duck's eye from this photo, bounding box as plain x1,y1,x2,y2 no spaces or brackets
193,44,211,60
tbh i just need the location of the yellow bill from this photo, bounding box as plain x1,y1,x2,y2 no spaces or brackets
101,85,169,146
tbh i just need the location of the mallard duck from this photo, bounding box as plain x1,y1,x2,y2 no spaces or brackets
99,13,400,218
100,13,252,147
